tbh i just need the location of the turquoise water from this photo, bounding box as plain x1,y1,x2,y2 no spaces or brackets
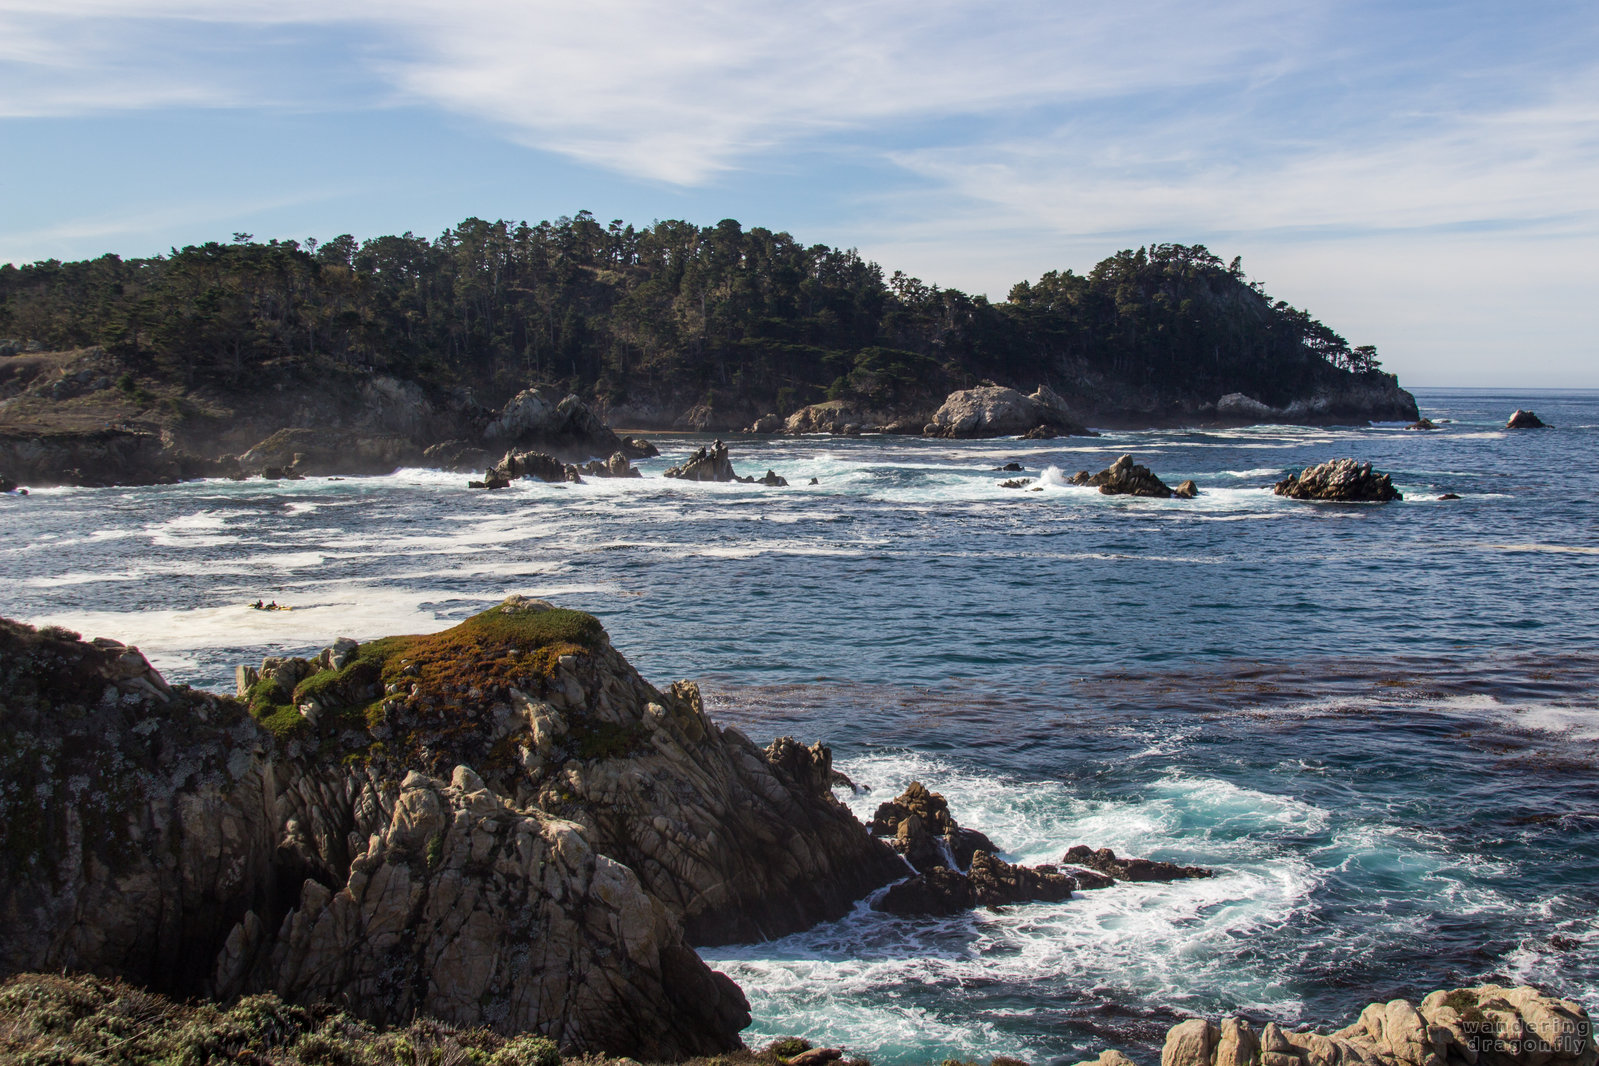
3,387,1596,1063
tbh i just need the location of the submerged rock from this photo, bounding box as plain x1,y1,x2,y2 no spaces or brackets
1061,845,1213,884
1507,409,1548,429
1406,418,1440,431
875,851,1074,915
1070,454,1178,498
1274,458,1401,502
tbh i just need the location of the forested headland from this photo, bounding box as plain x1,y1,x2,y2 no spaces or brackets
0,211,1411,433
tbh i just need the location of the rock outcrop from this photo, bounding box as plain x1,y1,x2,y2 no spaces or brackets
0,603,909,1053
781,401,921,436
924,385,1094,439
1274,459,1402,502
1507,409,1548,429
238,428,420,477
1070,454,1180,498
664,440,738,482
1061,845,1213,884
479,448,585,486
484,387,623,458
1152,986,1595,1066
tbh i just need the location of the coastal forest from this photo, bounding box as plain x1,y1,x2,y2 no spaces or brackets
0,211,1389,418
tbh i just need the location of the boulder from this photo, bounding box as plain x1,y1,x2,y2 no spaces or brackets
620,435,660,459
995,462,1025,472
783,401,899,435
1070,454,1178,498
1062,845,1213,883
1000,478,1034,489
746,413,783,434
664,439,738,482
1174,479,1200,498
1274,459,1401,502
1439,493,1461,500
1406,418,1439,431
581,452,642,478
483,386,622,456
1507,409,1548,429
422,439,494,471
925,384,1093,438
757,469,789,486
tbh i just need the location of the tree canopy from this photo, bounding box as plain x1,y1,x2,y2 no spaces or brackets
0,215,1389,416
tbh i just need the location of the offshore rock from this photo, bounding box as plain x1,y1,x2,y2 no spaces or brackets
1070,454,1177,498
1174,479,1200,498
484,386,622,458
1153,986,1595,1066
620,435,660,459
581,451,642,478
868,782,997,873
664,439,738,482
238,428,419,477
1406,418,1440,431
925,384,1093,439
875,851,1074,916
1506,409,1548,429
757,469,789,486
1274,458,1401,502
1062,845,1213,884
422,439,494,472
486,448,583,484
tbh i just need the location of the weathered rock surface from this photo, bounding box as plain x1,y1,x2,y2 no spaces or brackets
1507,409,1548,429
483,448,584,485
782,401,919,436
868,781,997,873
422,439,495,472
1070,454,1178,498
1153,986,1595,1066
664,439,738,482
484,387,622,458
238,428,419,477
581,451,642,478
1175,479,1200,498
1274,459,1402,502
757,469,789,486
619,435,660,459
1061,845,1214,884
924,384,1094,439
875,851,1074,915
1,602,907,1053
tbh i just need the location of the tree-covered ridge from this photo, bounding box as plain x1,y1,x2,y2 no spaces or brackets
0,212,1392,418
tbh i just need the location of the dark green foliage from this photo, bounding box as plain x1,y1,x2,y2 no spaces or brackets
0,219,1386,420
0,973,531,1066
246,677,305,738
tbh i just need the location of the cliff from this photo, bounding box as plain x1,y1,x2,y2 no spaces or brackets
0,601,903,1056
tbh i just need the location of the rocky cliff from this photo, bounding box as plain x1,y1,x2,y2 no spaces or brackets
0,601,903,1055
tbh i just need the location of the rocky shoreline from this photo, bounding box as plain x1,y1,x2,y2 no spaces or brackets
0,345,1420,488
5,606,1595,1064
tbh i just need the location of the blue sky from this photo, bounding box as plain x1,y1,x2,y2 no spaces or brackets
2,0,1596,386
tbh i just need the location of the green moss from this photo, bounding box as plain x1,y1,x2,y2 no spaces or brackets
766,1038,813,1058
247,678,307,738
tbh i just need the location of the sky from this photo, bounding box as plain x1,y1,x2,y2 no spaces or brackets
2,1,1596,387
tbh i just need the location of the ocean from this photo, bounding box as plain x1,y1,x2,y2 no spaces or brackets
3,387,1596,1064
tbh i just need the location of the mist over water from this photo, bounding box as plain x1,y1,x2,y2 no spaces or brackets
3,388,1597,1063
